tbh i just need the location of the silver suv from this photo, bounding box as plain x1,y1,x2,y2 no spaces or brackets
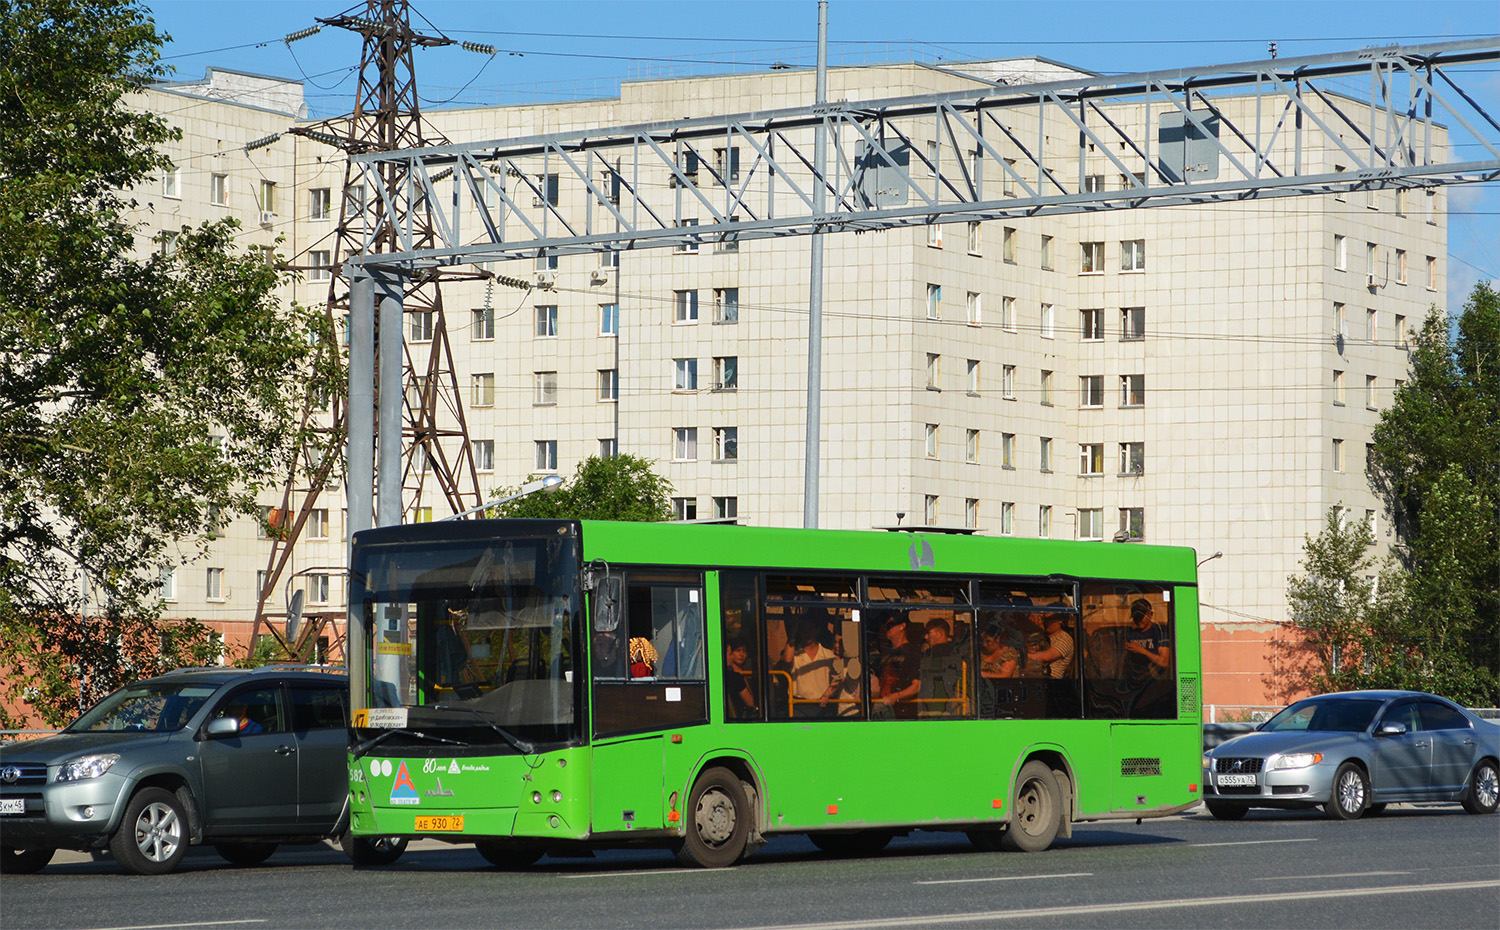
0,665,404,874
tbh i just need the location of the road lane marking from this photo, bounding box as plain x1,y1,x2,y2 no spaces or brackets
916,872,1092,885
734,880,1500,930
562,867,726,878
1252,870,1416,881
1188,837,1319,848
86,922,267,930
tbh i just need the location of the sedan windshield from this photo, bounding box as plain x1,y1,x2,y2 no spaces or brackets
1261,697,1384,733
67,682,219,733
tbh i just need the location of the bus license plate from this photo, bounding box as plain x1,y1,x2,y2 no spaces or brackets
415,815,464,831
0,799,24,815
1217,774,1256,788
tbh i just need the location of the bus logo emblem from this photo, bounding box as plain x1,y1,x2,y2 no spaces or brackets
390,761,420,806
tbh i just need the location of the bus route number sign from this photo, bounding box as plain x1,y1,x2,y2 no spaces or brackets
415,815,465,831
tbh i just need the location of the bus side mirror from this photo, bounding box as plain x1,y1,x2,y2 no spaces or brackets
593,576,622,633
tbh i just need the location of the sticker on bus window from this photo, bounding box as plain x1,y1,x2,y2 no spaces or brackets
666,687,682,702
689,590,699,603
852,609,861,623
1163,590,1172,601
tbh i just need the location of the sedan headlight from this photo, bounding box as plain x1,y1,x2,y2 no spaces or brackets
56,753,121,782
1270,752,1323,770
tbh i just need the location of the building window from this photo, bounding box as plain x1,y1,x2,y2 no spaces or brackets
1080,241,1104,273
927,224,943,248
966,429,979,464
966,291,981,326
1121,306,1145,341
1040,234,1054,270
308,508,330,540
1083,174,1105,193
1001,432,1015,468
1079,443,1104,476
473,439,495,472
598,368,618,402
926,283,942,320
1040,370,1053,406
1120,239,1145,271
535,440,558,472
967,221,981,254
999,501,1014,535
1119,442,1145,476
1039,437,1053,473
1040,303,1054,339
159,567,176,602
599,438,617,458
1038,505,1052,538
534,370,558,406
1332,438,1344,473
924,494,939,526
713,287,738,324
257,179,276,215
1003,158,1018,197
1334,301,1347,338
599,303,619,335
1426,255,1437,291
308,573,330,605
409,311,434,342
206,567,224,600
1366,309,1378,344
1120,374,1145,407
674,427,698,461
1119,507,1145,541
310,187,331,220
713,427,738,462
1334,235,1347,270
309,250,332,282
926,353,941,391
1396,250,1407,285
713,356,737,391
1002,227,1017,263
535,305,558,337
1366,375,1378,409
1002,364,1016,399
674,358,699,392
673,497,698,521
1395,314,1408,346
1395,188,1406,216
473,306,495,340
210,173,228,206
966,498,980,529
163,168,181,199
1078,508,1103,540
674,289,699,322
713,496,738,520
1002,296,1016,332
471,373,494,407
675,218,699,253
966,358,980,395
925,423,940,459
536,173,560,206
1080,375,1105,408
1081,308,1103,341
1333,369,1345,406
714,146,740,183
415,506,434,523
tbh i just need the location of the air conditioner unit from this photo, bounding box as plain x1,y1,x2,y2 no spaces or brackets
532,195,546,208
1366,272,1378,288
589,268,610,284
259,210,276,225
533,271,556,288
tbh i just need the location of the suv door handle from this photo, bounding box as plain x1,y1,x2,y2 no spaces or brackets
275,745,297,756
1463,738,1476,746
1413,740,1429,749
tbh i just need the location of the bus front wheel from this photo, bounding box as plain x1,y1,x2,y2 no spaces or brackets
1000,761,1063,852
676,767,750,868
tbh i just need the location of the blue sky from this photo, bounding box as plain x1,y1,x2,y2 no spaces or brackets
147,0,1496,309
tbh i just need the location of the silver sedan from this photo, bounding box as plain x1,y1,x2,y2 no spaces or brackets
1202,690,1500,820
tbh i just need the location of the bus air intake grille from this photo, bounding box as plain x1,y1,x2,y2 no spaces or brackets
1178,675,1199,716
1120,757,1162,777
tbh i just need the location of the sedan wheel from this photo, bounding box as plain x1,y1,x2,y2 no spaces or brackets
1324,762,1369,821
110,788,189,874
1462,759,1499,815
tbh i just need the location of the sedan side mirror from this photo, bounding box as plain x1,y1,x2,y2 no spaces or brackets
1376,722,1407,737
204,717,240,738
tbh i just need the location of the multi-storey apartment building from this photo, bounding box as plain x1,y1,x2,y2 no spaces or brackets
133,60,1446,708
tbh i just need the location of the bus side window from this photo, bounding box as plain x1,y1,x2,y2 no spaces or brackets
1081,585,1173,719
720,571,762,721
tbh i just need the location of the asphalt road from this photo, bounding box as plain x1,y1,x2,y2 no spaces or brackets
3,804,1497,929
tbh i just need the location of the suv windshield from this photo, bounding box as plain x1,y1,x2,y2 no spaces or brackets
1261,696,1384,733
67,681,220,733
352,529,580,745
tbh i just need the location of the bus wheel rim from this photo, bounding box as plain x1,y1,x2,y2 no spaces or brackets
695,787,737,846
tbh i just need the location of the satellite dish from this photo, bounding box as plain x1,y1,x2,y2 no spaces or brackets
285,589,305,642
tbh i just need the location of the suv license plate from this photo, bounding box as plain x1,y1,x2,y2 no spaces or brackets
415,815,464,831
1217,774,1256,788
0,799,24,815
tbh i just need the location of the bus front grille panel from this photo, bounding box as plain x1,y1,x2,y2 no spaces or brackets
1120,757,1162,777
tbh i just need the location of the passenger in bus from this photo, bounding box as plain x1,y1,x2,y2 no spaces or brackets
1026,613,1076,679
832,624,863,718
628,637,658,678
725,639,758,718
1123,598,1170,683
875,616,923,719
791,620,842,718
919,618,963,716
591,629,625,679
979,623,1020,679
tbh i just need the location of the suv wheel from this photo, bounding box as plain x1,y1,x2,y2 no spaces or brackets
0,847,55,874
110,788,189,874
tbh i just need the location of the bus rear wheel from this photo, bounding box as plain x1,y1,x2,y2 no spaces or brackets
675,767,750,868
1000,761,1063,852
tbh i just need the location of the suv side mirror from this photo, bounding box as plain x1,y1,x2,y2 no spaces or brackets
1376,721,1407,737
205,717,239,738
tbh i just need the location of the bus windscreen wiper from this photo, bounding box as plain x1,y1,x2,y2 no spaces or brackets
432,704,536,755
352,727,470,759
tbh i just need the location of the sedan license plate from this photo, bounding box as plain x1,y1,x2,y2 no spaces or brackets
0,798,24,815
1217,773,1256,788
415,815,464,832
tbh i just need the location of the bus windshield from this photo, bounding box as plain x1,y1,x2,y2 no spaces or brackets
351,530,581,746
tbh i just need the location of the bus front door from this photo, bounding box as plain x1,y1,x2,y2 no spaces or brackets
590,734,665,836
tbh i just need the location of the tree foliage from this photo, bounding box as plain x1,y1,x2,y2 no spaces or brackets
0,0,326,725
488,455,675,522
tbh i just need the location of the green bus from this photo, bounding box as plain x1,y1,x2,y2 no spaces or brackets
345,519,1202,867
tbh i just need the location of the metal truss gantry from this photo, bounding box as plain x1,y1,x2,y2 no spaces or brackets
345,37,1499,269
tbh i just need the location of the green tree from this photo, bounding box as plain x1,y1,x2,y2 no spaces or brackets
1286,507,1382,692
488,455,675,522
0,0,325,725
